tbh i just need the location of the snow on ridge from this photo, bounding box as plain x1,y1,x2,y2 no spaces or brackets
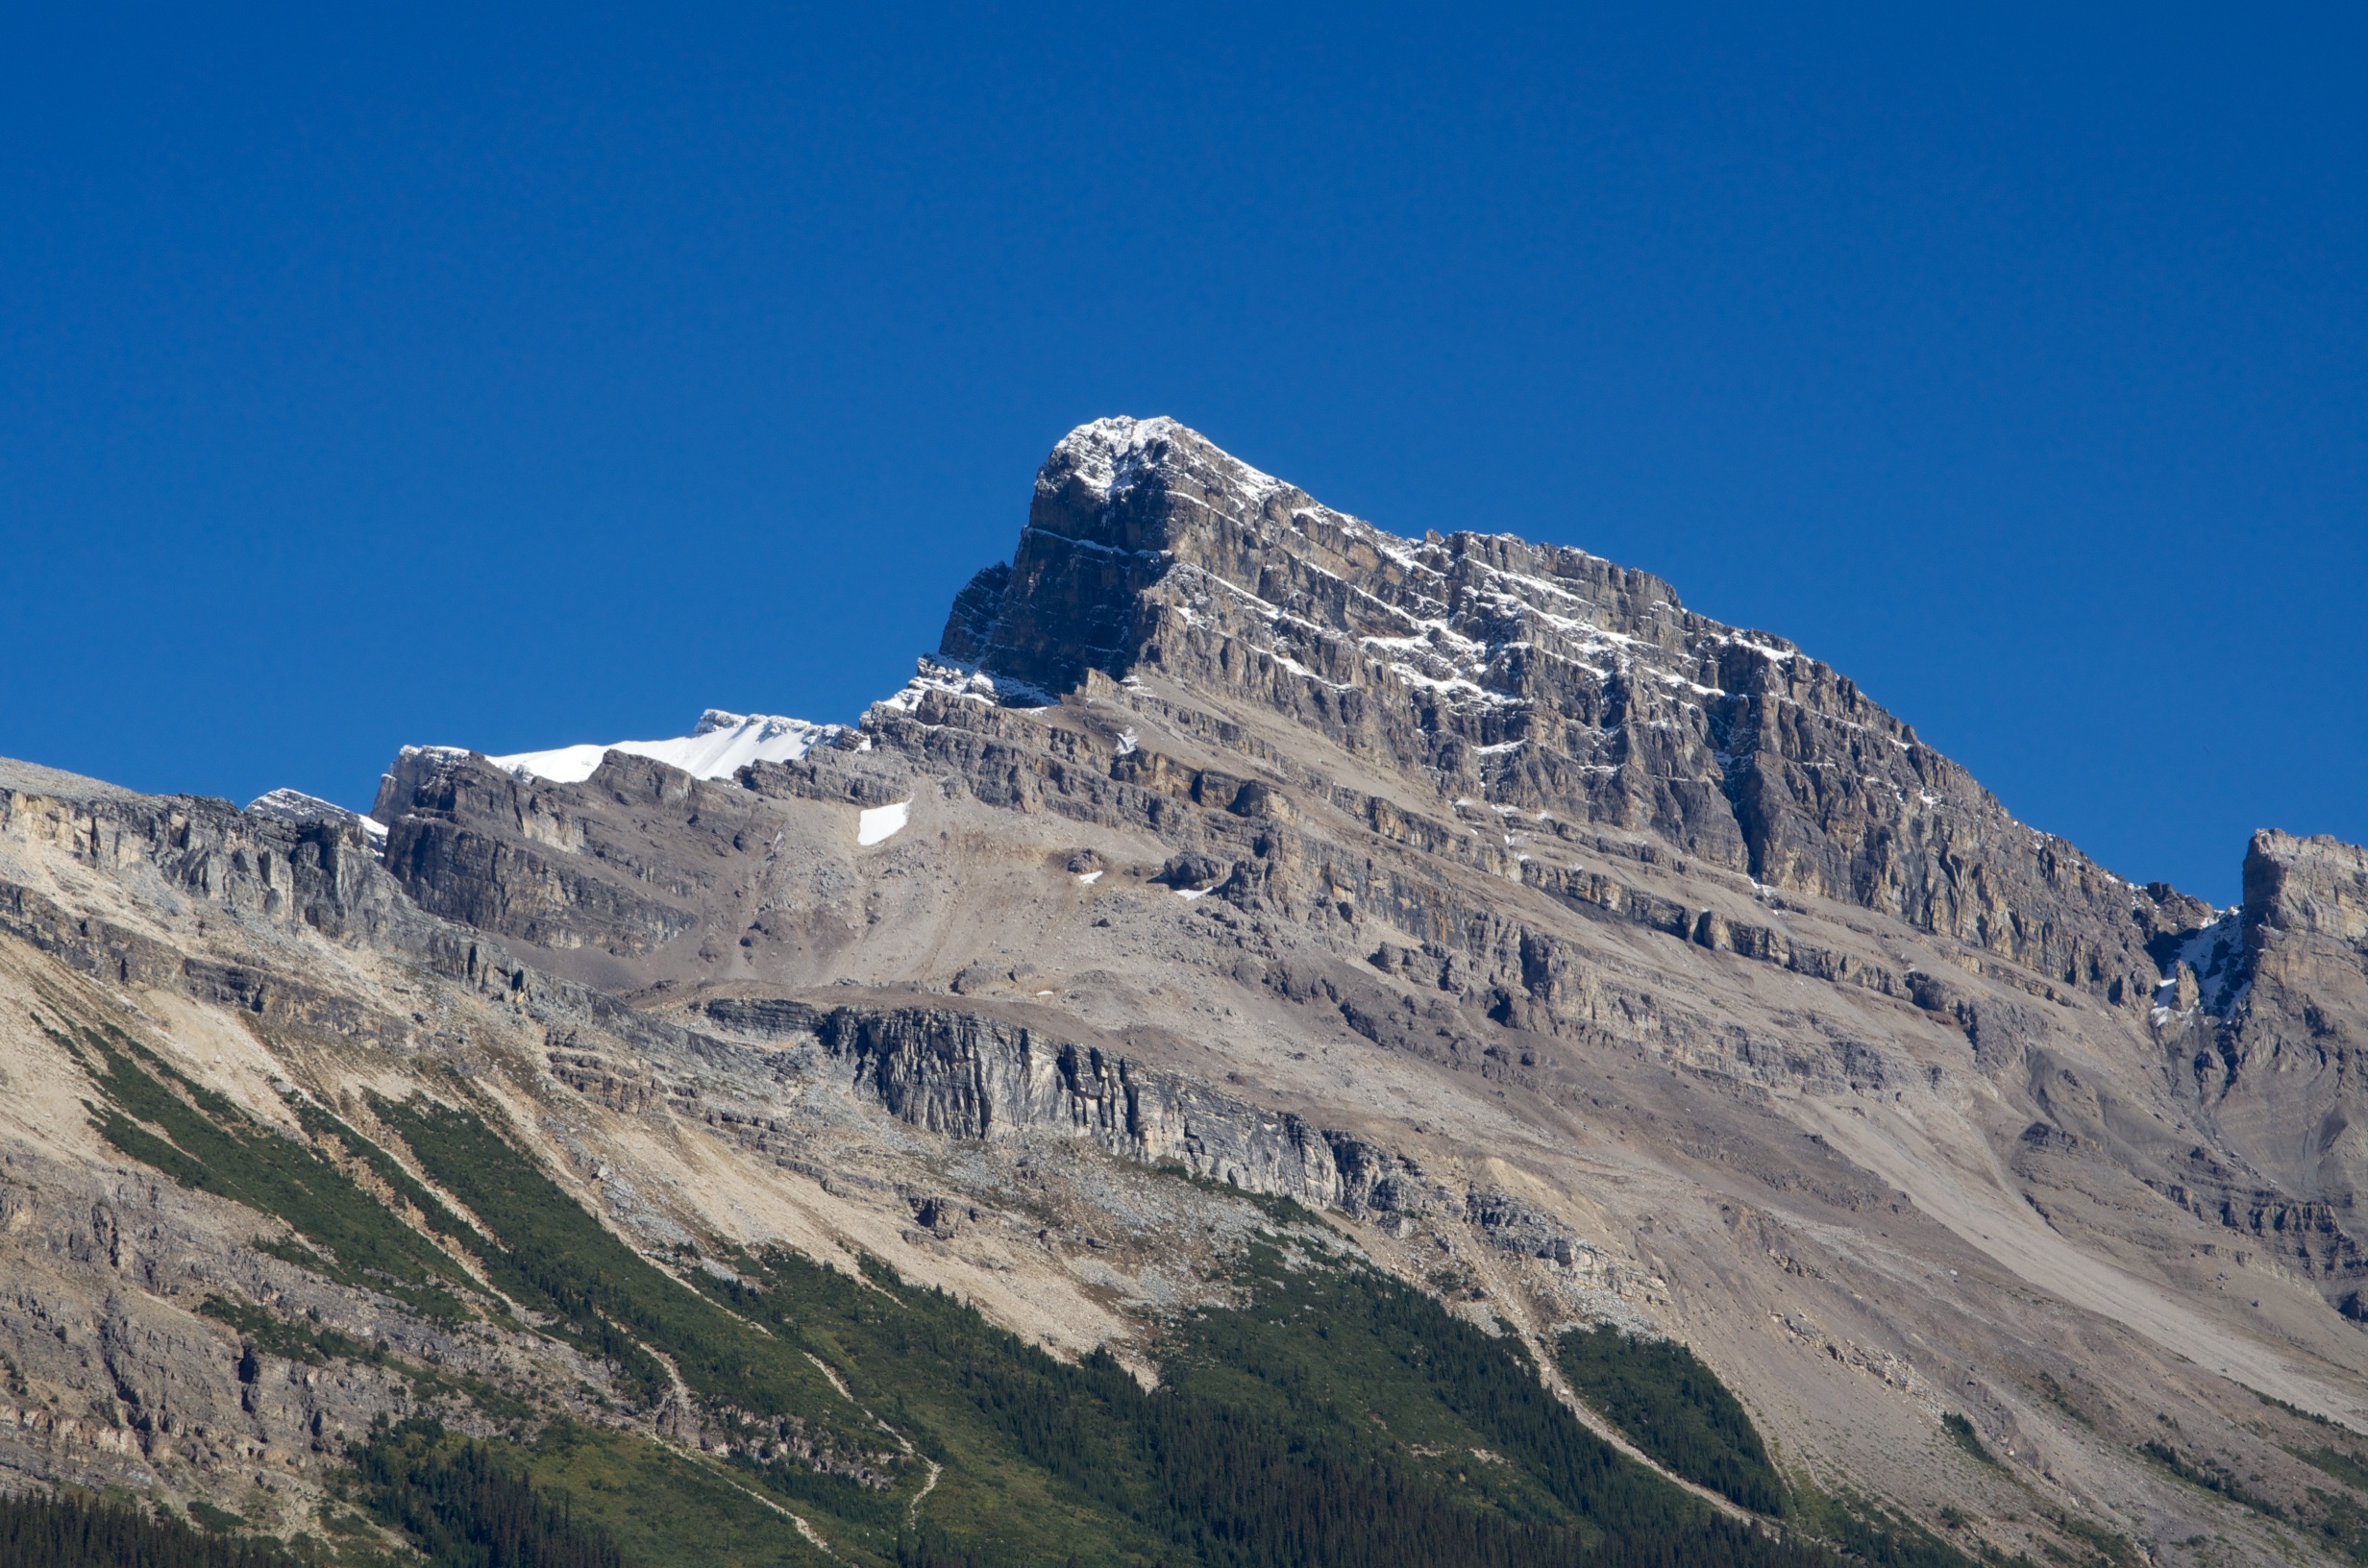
1053,417,1464,577
871,658,1051,719
244,788,387,845
1053,415,1291,509
488,710,847,785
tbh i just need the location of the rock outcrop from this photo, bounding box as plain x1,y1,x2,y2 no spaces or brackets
2140,831,2368,1306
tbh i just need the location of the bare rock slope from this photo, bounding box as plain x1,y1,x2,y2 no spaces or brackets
6,416,2368,1567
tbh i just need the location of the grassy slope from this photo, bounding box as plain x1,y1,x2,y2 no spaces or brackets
52,1008,1975,1568
45,1017,478,1324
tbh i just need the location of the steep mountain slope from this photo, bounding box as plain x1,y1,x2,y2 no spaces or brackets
4,418,2367,1568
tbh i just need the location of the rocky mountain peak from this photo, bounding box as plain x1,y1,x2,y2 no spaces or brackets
1036,414,1290,514
956,415,1699,704
940,417,2171,1008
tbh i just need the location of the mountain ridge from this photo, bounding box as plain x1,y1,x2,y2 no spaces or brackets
2,417,2366,1567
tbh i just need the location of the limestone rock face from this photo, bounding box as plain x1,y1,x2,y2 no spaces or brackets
2248,829,2368,947
375,745,736,963
950,417,2171,1008
2154,830,2368,1309
2,758,398,956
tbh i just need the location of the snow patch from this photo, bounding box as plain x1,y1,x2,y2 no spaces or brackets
857,799,912,846
2154,912,2250,1015
490,710,844,785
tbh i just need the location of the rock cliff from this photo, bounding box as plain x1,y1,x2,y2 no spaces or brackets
953,417,2174,1006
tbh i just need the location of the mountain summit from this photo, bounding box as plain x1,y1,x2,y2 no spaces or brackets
958,417,2171,999
2,418,2364,1567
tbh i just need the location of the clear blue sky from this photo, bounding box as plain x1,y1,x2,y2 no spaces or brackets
4,7,2359,905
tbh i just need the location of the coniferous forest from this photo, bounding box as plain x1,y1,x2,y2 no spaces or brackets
1555,1326,1788,1515
0,1491,304,1568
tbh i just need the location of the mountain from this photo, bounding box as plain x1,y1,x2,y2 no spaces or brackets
4,416,2366,1568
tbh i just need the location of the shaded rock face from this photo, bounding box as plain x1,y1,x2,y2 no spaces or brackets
0,763,388,947
2248,830,2368,949
784,1000,1434,1219
673,994,1441,1225
373,747,719,959
708,994,1579,1262
371,742,905,972
936,562,1012,667
949,417,2169,1007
